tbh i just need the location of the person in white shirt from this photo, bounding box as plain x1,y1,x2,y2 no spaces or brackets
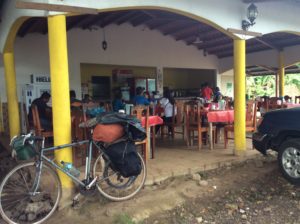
156,90,177,134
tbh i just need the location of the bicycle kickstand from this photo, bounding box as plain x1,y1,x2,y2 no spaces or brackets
72,193,82,208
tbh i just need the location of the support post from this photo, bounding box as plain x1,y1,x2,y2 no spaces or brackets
3,52,20,138
279,51,285,97
48,15,73,188
233,39,246,154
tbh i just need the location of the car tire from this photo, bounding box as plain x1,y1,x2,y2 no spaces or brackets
278,138,300,185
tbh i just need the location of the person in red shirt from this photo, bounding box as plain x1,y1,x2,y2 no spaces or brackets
201,83,213,100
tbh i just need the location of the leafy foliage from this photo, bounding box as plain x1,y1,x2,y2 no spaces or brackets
246,73,300,98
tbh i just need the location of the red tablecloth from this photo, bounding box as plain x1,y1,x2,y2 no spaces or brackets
141,116,163,127
207,110,234,123
284,103,300,109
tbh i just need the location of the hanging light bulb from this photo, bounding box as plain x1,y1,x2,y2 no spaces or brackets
102,29,108,50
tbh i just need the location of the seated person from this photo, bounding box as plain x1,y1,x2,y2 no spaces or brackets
70,90,82,107
284,95,292,103
82,94,92,103
112,92,125,112
28,92,52,131
86,102,106,118
133,87,150,106
156,91,177,135
213,87,223,103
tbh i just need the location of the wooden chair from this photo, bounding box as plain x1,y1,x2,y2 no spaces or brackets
223,96,233,110
31,105,53,138
131,106,149,161
295,96,300,104
185,102,215,150
224,100,257,149
161,101,185,139
71,109,88,167
23,103,30,133
104,102,113,112
267,97,283,111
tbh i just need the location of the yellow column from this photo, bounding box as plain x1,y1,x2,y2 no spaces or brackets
3,52,20,138
234,39,246,154
48,15,73,188
279,51,285,97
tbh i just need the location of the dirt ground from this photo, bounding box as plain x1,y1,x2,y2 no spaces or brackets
1,153,299,224
40,154,299,224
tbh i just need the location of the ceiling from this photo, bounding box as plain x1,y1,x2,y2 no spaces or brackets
16,9,300,60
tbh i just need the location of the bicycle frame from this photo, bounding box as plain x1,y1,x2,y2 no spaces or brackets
32,139,101,194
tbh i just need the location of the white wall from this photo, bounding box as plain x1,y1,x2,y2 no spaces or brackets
219,44,300,74
0,23,219,102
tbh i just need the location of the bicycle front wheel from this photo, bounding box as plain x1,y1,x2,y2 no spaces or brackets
93,152,147,201
0,162,61,224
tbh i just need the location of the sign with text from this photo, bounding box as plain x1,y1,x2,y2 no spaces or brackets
30,74,51,85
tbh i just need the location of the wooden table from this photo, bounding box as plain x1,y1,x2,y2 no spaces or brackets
207,110,234,149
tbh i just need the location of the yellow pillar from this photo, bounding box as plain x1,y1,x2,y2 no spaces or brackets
3,52,20,138
48,15,73,188
2,18,27,138
234,39,246,154
279,51,285,97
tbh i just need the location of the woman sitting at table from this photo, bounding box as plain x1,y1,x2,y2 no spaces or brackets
133,87,150,106
156,90,176,135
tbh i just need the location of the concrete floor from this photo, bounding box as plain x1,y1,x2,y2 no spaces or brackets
145,137,260,185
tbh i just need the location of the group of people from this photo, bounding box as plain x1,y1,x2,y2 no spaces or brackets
200,82,223,103
28,90,108,131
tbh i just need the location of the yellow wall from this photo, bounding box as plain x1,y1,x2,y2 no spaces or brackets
80,63,156,97
163,68,216,89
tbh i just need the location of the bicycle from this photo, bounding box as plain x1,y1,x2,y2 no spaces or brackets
0,131,147,224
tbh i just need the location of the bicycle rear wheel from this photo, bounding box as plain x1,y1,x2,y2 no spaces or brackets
0,162,61,224
93,152,146,201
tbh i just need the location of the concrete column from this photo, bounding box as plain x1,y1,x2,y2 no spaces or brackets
279,51,285,97
233,39,246,154
48,15,73,188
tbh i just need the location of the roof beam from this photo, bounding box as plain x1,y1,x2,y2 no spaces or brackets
131,14,153,27
162,21,197,35
207,42,233,53
99,12,123,27
254,37,281,50
174,25,210,40
115,11,139,25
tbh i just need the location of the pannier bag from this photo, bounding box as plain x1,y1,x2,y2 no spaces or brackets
10,135,36,160
105,140,142,177
93,124,124,143
91,112,146,142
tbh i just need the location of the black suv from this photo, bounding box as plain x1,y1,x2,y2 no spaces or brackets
253,107,300,185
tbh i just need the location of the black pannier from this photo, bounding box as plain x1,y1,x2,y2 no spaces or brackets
105,140,142,178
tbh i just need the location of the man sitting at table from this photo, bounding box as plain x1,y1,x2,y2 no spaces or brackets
28,92,52,131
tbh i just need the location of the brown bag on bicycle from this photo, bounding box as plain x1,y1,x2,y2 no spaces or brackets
92,124,124,143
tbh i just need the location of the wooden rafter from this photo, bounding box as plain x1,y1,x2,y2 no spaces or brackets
131,14,153,27
254,37,280,50
99,12,123,28
115,11,139,25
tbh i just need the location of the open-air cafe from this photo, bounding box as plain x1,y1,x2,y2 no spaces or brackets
0,1,300,222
